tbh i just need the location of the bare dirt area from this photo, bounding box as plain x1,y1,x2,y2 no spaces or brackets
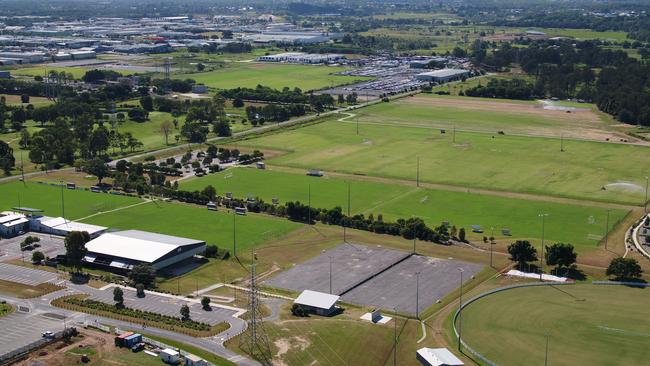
396,96,641,143
14,329,113,366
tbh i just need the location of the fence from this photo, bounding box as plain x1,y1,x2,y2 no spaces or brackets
0,328,69,365
451,281,575,366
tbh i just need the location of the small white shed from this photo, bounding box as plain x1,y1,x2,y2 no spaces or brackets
185,353,208,366
160,348,180,364
416,347,464,366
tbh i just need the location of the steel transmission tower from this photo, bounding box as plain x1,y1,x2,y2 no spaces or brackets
163,57,172,80
239,253,271,364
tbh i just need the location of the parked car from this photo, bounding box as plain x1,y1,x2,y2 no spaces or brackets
42,331,54,338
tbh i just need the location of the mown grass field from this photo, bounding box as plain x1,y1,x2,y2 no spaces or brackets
176,63,371,91
238,117,650,204
10,66,133,79
353,94,607,138
460,284,650,366
0,181,142,219
0,94,53,107
181,168,627,250
81,200,301,253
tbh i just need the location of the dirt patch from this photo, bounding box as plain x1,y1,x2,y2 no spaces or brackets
273,335,311,366
14,329,113,366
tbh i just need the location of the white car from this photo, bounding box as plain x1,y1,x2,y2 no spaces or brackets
42,331,54,338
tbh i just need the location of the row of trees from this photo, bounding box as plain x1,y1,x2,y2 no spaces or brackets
507,240,644,280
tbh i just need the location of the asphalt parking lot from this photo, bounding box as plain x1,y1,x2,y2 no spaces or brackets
264,243,410,295
84,286,238,326
0,233,65,262
0,310,66,356
0,262,60,286
341,254,483,315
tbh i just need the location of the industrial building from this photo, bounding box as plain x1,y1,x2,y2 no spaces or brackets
415,69,469,83
83,230,206,272
0,212,29,238
293,290,340,316
416,348,464,366
257,52,345,64
31,217,107,238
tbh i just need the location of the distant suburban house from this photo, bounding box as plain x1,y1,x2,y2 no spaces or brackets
294,290,340,316
416,347,464,366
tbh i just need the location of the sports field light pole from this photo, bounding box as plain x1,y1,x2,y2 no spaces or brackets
544,332,550,366
490,227,494,268
233,212,237,258
329,255,333,294
393,307,398,366
308,184,311,225
643,177,648,214
604,209,610,250
60,180,65,221
343,182,351,243
457,268,464,351
416,156,420,187
539,213,548,281
415,271,420,319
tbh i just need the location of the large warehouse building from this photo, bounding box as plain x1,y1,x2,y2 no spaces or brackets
415,69,469,83
83,230,206,272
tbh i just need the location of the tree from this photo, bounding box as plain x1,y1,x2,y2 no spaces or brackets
180,304,190,320
139,95,154,111
87,157,109,184
507,240,538,271
19,129,31,149
31,251,45,264
458,227,466,242
0,141,15,175
606,257,643,280
20,94,29,104
135,283,145,298
160,120,173,145
202,185,217,201
201,296,211,310
64,231,90,273
232,97,244,108
113,287,124,308
545,243,577,275
196,63,205,72
129,263,157,288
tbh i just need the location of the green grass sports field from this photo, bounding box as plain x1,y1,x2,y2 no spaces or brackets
176,63,370,91
81,200,301,252
460,284,650,366
0,182,142,219
238,118,650,204
181,168,628,249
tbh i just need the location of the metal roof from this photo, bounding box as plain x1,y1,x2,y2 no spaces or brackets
12,207,44,213
417,348,464,366
294,290,340,310
417,69,468,78
40,217,107,235
85,230,204,263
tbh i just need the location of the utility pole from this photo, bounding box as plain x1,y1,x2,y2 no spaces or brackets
307,184,311,225
453,125,456,143
539,213,548,281
604,210,610,250
560,135,564,152
344,182,350,243
458,268,464,351
412,221,417,254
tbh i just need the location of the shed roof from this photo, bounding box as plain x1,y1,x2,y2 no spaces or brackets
417,69,468,78
294,290,340,309
85,230,204,263
40,217,107,235
417,348,464,366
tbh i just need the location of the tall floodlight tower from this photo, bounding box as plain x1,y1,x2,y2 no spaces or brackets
239,252,271,364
